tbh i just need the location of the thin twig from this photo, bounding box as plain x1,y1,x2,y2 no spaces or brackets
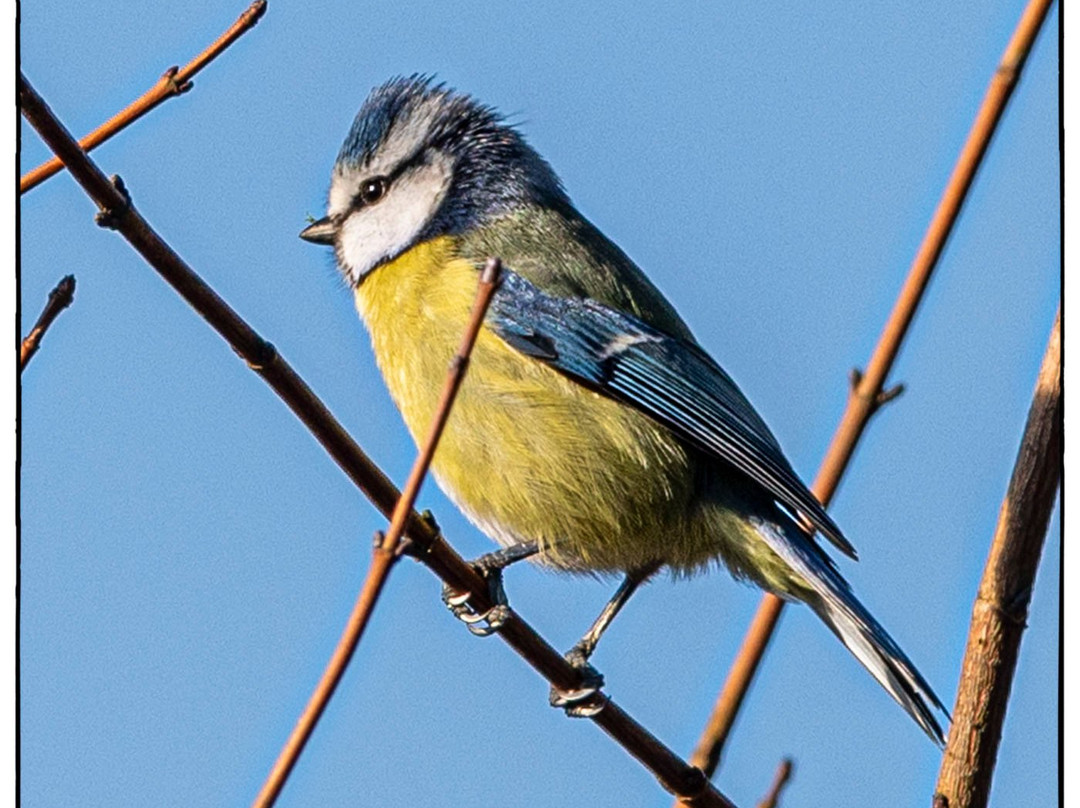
18,73,736,808
755,758,793,808
19,0,266,194
252,259,502,808
378,258,503,556
20,275,76,371
934,310,1060,808
679,0,1055,790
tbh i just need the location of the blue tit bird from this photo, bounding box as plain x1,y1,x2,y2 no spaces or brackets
300,76,947,742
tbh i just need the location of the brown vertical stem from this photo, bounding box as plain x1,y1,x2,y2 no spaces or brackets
681,0,1055,790
934,309,1060,808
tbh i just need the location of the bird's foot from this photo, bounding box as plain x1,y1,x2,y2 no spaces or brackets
441,557,514,637
442,574,510,637
441,542,538,636
549,643,606,718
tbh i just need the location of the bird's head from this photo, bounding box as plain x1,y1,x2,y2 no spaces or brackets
300,75,566,286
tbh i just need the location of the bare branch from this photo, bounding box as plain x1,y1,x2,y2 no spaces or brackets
20,0,266,194
20,274,76,371
934,310,1060,808
681,0,1056,788
18,73,736,808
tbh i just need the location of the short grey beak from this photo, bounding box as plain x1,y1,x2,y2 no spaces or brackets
299,217,336,245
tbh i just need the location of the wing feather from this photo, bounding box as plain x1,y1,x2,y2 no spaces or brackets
488,270,856,559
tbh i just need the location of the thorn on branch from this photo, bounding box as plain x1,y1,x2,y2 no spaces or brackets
93,175,131,229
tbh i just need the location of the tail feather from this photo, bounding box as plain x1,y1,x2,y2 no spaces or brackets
749,517,948,744
808,589,947,745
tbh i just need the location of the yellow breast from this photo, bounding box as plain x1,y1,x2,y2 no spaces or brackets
353,237,747,574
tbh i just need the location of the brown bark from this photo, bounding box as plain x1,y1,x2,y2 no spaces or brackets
934,310,1061,808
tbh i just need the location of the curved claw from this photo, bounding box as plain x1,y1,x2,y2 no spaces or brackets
441,568,511,637
549,683,602,706
562,697,606,718
549,654,606,717
465,605,510,636
443,587,473,608
458,609,490,625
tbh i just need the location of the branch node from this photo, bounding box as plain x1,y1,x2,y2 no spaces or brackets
161,64,195,96
94,175,131,229
394,537,419,558
244,338,278,370
671,766,709,802
158,65,187,96
875,382,905,409
974,589,1029,627
995,62,1019,84
847,367,904,413
397,510,442,559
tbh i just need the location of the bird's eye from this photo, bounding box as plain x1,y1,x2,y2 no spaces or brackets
357,176,388,206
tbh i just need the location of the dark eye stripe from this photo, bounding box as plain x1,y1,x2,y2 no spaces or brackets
350,148,432,211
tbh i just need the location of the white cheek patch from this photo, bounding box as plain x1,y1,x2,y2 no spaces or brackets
335,154,453,285
328,174,355,220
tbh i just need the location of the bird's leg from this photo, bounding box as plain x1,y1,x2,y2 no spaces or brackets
551,562,660,717
442,541,539,636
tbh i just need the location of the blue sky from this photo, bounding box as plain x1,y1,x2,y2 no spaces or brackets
19,2,1060,806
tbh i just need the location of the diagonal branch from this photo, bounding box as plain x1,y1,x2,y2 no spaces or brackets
20,0,266,194
18,73,736,808
20,274,76,371
933,310,1060,808
681,0,1056,789
252,259,503,808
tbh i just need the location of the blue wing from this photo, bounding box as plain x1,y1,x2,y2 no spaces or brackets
487,270,856,559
